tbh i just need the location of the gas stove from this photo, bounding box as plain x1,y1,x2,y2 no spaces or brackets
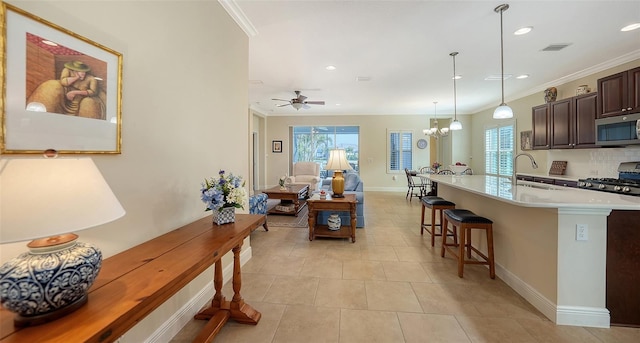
578,162,640,197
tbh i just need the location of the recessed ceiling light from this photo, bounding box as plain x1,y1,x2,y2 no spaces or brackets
516,74,529,79
356,76,371,82
514,26,533,35
621,23,640,32
335,103,341,106
325,65,336,71
452,75,462,80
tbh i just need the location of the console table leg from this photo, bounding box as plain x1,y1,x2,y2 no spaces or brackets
229,244,261,325
194,260,227,320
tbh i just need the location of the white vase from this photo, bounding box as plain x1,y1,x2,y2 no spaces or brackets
327,213,341,231
213,207,235,225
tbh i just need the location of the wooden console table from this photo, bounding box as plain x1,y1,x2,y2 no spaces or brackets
0,214,265,343
307,194,357,243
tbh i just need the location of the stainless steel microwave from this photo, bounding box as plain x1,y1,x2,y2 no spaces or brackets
595,112,640,146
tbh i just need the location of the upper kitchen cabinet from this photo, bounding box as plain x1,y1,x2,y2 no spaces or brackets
532,103,550,150
597,67,640,118
537,92,598,150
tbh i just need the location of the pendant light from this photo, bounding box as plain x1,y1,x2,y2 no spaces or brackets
493,3,513,119
449,52,462,131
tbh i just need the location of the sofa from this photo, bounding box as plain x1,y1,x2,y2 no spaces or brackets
317,172,365,227
286,162,322,192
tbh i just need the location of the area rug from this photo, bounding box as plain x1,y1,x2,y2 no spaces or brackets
266,200,309,228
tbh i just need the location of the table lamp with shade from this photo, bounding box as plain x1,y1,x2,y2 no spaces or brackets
0,153,125,327
324,149,353,198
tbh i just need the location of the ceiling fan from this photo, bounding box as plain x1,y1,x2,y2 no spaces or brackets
272,90,325,110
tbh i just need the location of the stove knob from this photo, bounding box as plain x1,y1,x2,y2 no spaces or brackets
598,184,606,189
614,186,622,191
585,182,592,188
623,186,631,193
578,182,585,187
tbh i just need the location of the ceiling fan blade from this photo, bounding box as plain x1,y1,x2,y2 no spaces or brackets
276,103,291,107
272,98,290,102
303,104,311,109
304,101,325,105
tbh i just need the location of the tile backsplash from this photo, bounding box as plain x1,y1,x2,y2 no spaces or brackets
549,146,640,179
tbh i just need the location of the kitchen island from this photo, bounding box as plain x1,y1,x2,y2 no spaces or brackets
421,174,640,328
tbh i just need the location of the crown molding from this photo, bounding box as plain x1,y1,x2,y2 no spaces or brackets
218,0,257,37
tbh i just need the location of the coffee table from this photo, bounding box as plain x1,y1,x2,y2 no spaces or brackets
261,184,309,216
307,193,357,243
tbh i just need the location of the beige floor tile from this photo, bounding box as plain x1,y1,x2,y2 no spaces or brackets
324,244,362,260
360,245,399,261
212,302,286,343
339,309,405,343
262,275,319,305
586,325,640,343
398,312,471,343
299,256,343,279
394,246,442,262
365,280,423,313
290,242,328,258
258,255,305,276
220,272,276,302
382,261,433,282
455,315,538,342
411,282,482,316
314,279,367,309
516,317,604,343
272,305,340,343
342,260,386,280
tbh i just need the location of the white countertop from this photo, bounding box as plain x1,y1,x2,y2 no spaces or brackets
422,174,640,210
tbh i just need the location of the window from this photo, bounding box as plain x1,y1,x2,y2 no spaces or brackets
388,130,412,173
485,123,514,177
290,126,359,173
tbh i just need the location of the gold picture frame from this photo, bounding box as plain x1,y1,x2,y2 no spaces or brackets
1,3,123,154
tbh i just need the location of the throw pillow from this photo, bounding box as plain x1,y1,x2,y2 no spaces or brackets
344,173,360,191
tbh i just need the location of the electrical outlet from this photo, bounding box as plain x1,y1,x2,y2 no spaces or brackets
392,175,397,181
576,224,588,241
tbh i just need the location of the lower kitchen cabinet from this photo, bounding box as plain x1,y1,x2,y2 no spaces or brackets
607,210,640,327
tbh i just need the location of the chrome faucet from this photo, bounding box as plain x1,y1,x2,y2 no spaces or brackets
512,153,538,183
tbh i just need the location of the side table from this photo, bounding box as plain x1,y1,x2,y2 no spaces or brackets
307,193,357,243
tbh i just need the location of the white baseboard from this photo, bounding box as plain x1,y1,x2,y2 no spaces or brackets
556,306,610,328
494,260,610,328
144,246,254,343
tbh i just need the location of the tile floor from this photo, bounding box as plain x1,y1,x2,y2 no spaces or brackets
170,191,640,342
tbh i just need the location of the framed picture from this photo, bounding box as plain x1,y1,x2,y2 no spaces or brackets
1,3,123,154
272,140,282,153
520,130,532,151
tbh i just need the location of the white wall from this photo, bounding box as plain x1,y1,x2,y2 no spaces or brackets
1,0,249,340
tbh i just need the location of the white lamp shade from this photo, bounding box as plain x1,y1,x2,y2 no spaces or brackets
325,149,353,171
0,158,125,243
449,120,463,130
493,104,514,119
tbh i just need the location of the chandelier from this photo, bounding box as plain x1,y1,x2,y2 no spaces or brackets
423,101,449,138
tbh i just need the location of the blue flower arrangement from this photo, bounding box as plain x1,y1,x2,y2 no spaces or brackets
201,170,247,211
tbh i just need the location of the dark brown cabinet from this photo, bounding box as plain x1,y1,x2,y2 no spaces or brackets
607,210,640,327
597,67,640,118
532,104,550,150
550,98,572,148
539,92,598,150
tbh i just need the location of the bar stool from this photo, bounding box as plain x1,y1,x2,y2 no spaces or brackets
420,196,456,247
441,209,495,279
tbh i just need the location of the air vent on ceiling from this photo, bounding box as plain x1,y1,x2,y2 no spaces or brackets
541,43,572,52
485,74,512,81
356,76,371,82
